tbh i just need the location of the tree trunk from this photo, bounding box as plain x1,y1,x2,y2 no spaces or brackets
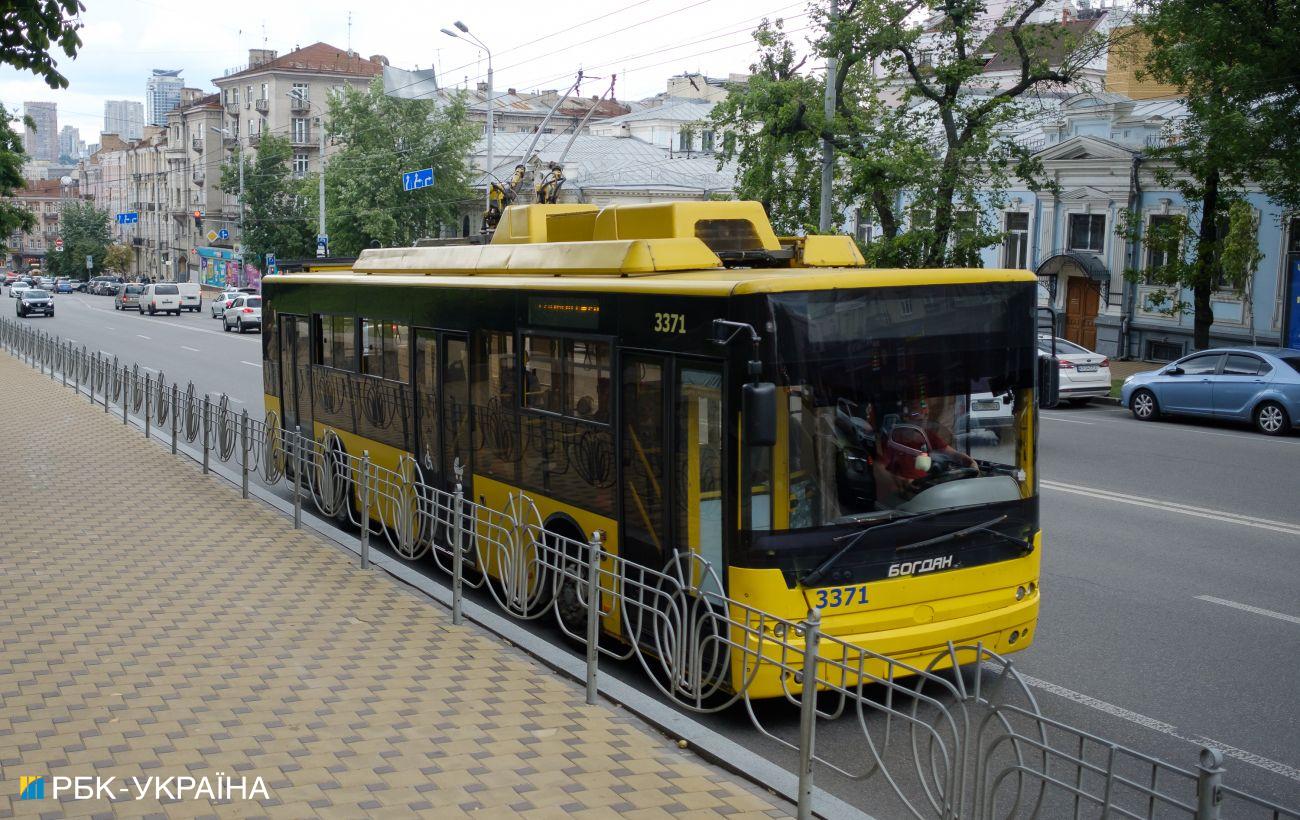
871,189,898,240
1191,165,1221,350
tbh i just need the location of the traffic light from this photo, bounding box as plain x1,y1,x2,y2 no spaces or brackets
192,210,203,230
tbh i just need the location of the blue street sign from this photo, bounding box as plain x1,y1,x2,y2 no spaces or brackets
316,234,328,247
265,253,277,276
402,168,434,192
116,212,139,224
217,228,230,240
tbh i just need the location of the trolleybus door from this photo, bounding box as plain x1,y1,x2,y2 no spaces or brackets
278,314,310,433
413,329,471,490
620,353,725,590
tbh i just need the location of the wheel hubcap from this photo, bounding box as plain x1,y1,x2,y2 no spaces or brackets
1261,407,1282,432
1135,394,1152,417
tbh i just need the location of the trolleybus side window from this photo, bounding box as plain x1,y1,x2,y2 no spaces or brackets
521,334,611,423
676,365,724,585
472,331,519,482
312,315,358,436
356,318,411,453
414,331,439,472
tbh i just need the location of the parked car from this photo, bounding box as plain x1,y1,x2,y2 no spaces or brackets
1121,347,1300,436
114,283,144,310
175,281,202,312
9,281,30,298
139,282,182,315
210,290,245,318
53,279,73,294
1038,336,1111,405
92,275,124,295
223,294,262,333
75,279,90,292
16,288,53,317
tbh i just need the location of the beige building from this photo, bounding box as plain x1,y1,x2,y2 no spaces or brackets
161,94,228,281
4,178,78,270
213,43,385,180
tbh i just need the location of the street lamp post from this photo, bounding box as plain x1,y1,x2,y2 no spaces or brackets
442,21,493,216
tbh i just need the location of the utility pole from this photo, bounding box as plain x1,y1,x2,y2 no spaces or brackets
818,0,838,234
318,114,327,256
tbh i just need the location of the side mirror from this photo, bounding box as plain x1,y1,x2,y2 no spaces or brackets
743,381,777,447
1038,354,1060,409
1165,366,1184,376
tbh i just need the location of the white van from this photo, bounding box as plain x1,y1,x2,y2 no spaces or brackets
139,283,182,316
176,281,202,312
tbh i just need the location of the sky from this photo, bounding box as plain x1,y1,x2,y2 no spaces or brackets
0,0,817,144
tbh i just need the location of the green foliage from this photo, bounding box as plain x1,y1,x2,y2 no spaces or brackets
714,0,1103,267
1118,200,1260,319
220,133,317,267
324,79,478,256
0,0,83,89
102,243,133,273
1133,0,1294,347
46,200,110,279
0,107,35,254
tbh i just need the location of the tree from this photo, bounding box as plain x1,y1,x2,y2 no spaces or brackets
0,108,35,255
46,200,110,279
715,1,1107,266
103,243,133,274
0,0,83,89
1134,0,1300,349
325,78,477,256
220,133,316,267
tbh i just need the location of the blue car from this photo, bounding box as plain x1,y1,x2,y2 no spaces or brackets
1121,347,1300,436
54,279,73,293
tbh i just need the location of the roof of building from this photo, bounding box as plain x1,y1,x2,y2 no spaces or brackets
449,87,630,120
472,133,733,195
17,179,71,197
591,97,715,127
976,18,1102,73
218,42,383,82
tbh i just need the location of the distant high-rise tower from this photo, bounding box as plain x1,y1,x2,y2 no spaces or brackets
58,125,81,160
103,99,145,140
146,69,185,126
22,102,59,162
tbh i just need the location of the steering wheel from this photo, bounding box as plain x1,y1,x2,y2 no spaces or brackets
909,464,980,493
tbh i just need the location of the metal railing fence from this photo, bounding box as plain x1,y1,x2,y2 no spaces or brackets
2,316,1296,820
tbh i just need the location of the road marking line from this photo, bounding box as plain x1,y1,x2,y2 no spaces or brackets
1040,414,1094,425
1195,595,1300,625
105,326,116,331
240,360,260,368
1041,480,1300,536
136,334,151,340
1015,672,1300,783
1049,409,1300,445
181,346,199,352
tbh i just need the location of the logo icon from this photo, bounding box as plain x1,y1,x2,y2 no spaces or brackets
19,776,45,800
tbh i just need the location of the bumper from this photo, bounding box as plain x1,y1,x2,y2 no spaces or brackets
1060,384,1111,399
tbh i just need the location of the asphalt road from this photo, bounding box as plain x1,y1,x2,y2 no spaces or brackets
18,291,1300,815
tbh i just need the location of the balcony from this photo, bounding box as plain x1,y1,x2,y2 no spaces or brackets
289,94,311,112
224,101,240,115
192,168,206,185
290,130,315,148
191,137,204,153
249,132,263,147
254,98,269,113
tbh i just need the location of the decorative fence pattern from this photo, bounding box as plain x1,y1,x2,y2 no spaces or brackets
2,316,1296,820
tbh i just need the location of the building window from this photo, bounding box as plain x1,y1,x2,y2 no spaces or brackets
292,118,309,144
1068,213,1106,253
291,83,309,105
245,85,252,105
1144,213,1177,282
292,152,309,178
1003,212,1029,268
700,129,715,152
854,207,873,244
259,82,268,100
678,128,694,151
231,88,239,106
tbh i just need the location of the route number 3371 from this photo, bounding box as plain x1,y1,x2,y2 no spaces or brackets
812,585,869,609
653,312,687,334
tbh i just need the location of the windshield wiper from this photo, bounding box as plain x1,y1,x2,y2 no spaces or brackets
800,509,948,587
893,514,1015,553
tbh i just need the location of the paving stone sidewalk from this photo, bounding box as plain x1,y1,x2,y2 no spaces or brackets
0,352,789,818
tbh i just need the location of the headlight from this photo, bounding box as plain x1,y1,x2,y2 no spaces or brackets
1123,375,1135,384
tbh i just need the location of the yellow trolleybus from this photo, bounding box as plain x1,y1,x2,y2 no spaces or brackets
261,201,1044,695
